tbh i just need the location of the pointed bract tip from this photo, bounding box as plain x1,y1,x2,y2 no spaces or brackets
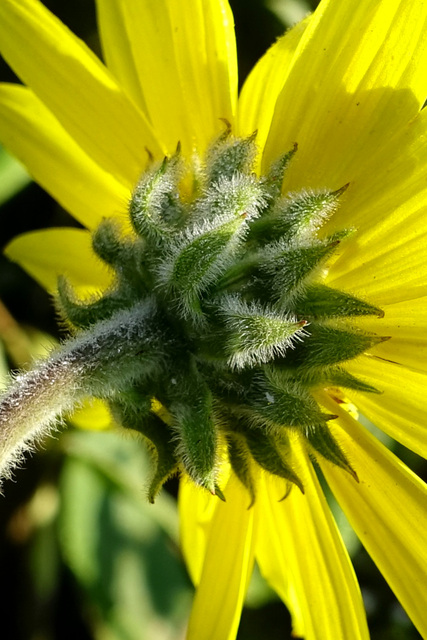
278,483,292,502
219,117,232,134
278,479,305,501
294,476,305,494
214,484,227,502
333,183,350,197
246,494,256,510
144,146,154,163
348,466,359,483
288,474,305,496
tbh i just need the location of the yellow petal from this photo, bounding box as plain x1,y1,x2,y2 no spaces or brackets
0,84,129,229
95,0,147,111
345,355,427,459
329,228,427,306
94,0,237,156
324,111,427,305
261,0,427,191
255,474,304,637
69,398,112,431
256,439,369,640
237,17,309,159
5,229,113,295
319,392,427,639
0,0,162,186
186,474,256,640
350,297,427,374
178,476,218,586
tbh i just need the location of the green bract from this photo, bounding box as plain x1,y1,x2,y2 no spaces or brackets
55,132,384,501
0,132,385,502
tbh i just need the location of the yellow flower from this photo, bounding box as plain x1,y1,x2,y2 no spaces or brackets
1,1,427,639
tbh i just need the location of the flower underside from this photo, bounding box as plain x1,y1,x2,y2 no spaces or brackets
1,128,386,502
50,128,387,503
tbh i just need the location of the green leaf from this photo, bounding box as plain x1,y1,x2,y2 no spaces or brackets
0,144,31,205
59,429,191,640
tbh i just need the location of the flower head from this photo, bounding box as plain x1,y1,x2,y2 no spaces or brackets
0,1,427,639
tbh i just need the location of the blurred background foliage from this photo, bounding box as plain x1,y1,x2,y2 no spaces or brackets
0,1,425,638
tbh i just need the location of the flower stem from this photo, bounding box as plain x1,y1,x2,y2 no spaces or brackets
0,299,162,483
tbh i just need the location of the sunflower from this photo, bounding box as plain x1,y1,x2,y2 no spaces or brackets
0,0,427,639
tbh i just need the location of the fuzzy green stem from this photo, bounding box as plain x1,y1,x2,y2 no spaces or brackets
0,300,162,484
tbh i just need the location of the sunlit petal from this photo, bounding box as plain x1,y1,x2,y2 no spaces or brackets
349,296,427,373
345,355,427,458
324,110,427,305
0,84,129,229
178,476,217,586
186,474,256,640
319,392,427,639
0,0,162,186
5,229,113,295
257,438,369,640
254,476,304,636
96,0,237,156
262,0,427,192
237,17,309,159
95,0,147,112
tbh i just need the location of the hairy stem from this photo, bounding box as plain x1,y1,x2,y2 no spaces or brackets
0,300,161,483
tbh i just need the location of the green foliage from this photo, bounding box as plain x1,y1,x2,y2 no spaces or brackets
0,144,31,205
59,429,192,640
